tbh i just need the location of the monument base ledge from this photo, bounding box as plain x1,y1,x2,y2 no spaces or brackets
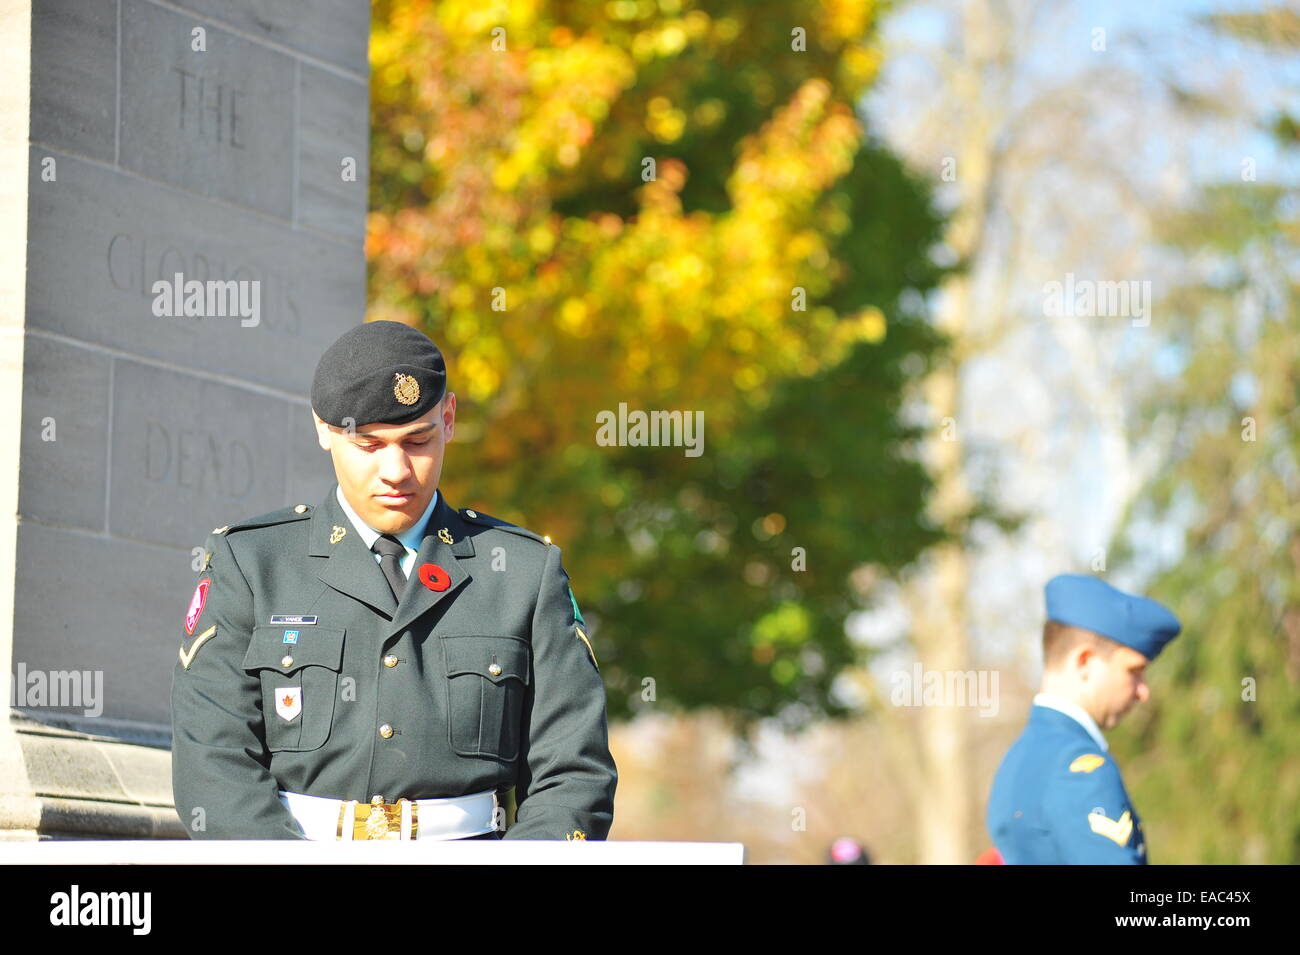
0,712,184,841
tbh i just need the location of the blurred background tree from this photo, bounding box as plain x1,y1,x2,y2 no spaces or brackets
368,0,947,724
1110,7,1300,864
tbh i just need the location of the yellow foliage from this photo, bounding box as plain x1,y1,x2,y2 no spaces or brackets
370,1,879,440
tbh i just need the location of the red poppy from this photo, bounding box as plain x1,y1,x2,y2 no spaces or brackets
418,563,451,592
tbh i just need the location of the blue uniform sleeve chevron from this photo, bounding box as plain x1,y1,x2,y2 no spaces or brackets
1042,747,1145,864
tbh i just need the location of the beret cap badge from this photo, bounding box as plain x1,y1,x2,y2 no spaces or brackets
393,372,420,406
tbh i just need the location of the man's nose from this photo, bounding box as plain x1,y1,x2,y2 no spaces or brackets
377,445,413,484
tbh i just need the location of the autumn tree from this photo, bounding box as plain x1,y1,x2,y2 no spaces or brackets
369,0,946,721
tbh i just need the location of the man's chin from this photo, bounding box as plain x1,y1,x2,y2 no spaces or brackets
1102,710,1128,730
364,496,426,532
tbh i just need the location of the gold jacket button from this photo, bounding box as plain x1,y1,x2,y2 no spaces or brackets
488,663,502,676
379,723,394,739
383,654,399,668
281,655,294,668
294,504,309,513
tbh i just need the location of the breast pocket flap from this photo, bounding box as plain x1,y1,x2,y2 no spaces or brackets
242,627,345,673
440,634,530,686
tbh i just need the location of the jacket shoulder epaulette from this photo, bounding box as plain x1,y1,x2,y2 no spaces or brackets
212,503,315,536
459,507,550,546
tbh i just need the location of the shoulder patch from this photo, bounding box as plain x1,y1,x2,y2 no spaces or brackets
219,504,315,536
185,577,212,634
459,508,547,545
568,585,585,625
1069,753,1106,774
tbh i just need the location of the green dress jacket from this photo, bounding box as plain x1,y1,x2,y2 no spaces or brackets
170,484,616,840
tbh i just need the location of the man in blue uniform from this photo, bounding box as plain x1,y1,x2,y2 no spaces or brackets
987,574,1181,864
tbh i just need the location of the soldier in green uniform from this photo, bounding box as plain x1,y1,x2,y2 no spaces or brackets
171,321,617,841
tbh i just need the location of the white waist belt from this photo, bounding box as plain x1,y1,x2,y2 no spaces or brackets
278,789,499,841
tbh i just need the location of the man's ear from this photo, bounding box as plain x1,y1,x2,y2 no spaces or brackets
441,392,456,443
1072,643,1097,678
312,410,333,452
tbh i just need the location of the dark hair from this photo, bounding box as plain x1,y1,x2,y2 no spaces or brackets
1042,620,1120,669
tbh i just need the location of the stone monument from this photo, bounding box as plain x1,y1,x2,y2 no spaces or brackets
0,0,370,839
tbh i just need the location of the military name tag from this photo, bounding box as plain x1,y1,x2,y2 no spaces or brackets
270,615,317,625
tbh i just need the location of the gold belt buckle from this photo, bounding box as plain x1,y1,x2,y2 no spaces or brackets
337,797,419,840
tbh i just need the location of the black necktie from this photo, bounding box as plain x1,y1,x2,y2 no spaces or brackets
371,534,407,602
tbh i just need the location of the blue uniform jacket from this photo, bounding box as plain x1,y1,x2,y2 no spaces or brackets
987,704,1146,864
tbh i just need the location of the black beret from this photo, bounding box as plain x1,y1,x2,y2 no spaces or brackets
311,321,447,427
